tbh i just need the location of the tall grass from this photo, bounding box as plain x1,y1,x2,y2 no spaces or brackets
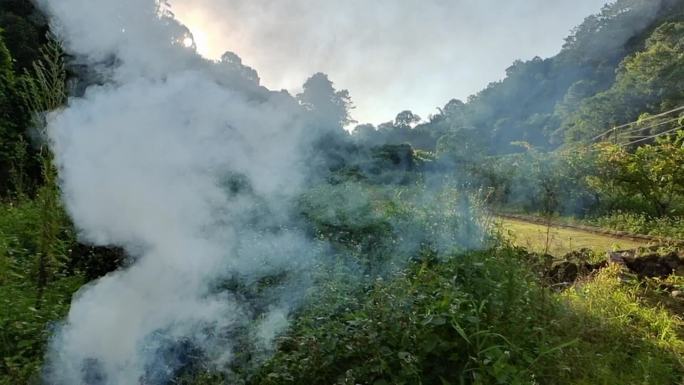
0,200,82,385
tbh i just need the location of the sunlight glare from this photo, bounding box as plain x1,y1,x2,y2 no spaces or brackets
189,28,211,58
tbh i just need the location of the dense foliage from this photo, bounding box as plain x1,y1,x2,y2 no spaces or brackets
346,0,684,234
563,21,684,141
169,182,683,385
0,0,53,197
247,255,682,385
351,0,684,151
0,200,83,385
473,132,684,237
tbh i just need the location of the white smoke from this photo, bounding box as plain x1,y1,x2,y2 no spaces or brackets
38,0,322,383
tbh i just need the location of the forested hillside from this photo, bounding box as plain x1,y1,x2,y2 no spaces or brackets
352,0,684,152
346,0,684,232
0,1,683,385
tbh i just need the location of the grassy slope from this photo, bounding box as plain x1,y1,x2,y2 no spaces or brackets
499,218,646,257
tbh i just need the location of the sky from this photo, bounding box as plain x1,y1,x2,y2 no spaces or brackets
169,0,609,126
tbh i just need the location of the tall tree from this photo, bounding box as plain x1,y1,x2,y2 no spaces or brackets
297,72,355,130
394,110,421,128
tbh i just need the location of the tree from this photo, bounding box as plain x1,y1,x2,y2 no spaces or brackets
435,128,484,166
616,22,684,109
297,72,355,129
0,1,48,72
588,133,684,217
352,123,382,146
439,99,466,126
218,51,260,85
562,21,684,142
561,0,666,63
394,110,420,128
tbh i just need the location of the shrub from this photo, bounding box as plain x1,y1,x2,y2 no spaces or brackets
589,211,684,239
250,248,553,385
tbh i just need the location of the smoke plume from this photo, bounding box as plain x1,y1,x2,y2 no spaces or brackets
38,0,323,383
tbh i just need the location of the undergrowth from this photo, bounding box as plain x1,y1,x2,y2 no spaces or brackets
242,252,683,385
183,248,683,385
588,211,684,240
0,199,83,385
557,265,683,384
2,184,683,385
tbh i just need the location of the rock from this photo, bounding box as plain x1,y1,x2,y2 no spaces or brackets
546,259,607,285
549,261,579,284
671,290,683,299
607,250,683,278
625,253,679,278
608,250,634,265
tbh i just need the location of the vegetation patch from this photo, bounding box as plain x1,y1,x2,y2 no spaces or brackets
498,218,645,257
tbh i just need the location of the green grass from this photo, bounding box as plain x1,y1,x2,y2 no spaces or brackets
0,199,83,385
0,273,82,384
498,218,646,257
557,265,684,384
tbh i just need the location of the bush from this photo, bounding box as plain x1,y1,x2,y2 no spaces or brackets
589,211,684,239
244,251,683,385
250,248,554,385
297,182,486,273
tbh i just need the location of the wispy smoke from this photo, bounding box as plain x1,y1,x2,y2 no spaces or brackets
38,0,322,383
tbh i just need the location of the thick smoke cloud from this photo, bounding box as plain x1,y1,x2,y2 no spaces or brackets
38,0,322,383
169,0,608,125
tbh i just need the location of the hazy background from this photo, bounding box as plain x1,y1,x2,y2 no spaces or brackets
170,0,609,125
